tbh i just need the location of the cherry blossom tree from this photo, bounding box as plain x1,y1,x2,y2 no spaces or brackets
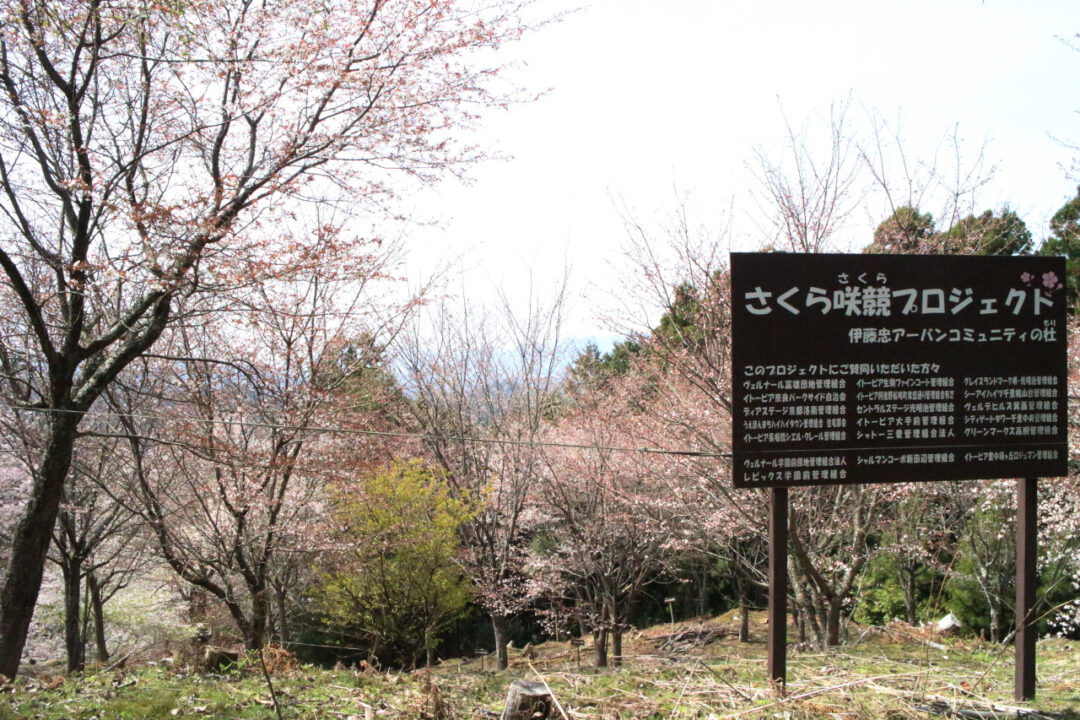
1042,473,1080,637
610,203,776,636
612,200,893,649
947,481,1020,642
0,0,535,677
48,433,145,672
114,252,406,650
748,98,863,253
396,281,567,670
570,341,765,642
869,484,953,626
536,375,687,667
1043,314,1080,636
786,485,885,646
852,108,999,248
749,99,1000,256
0,412,145,672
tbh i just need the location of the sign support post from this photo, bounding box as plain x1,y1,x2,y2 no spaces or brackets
1015,477,1038,701
767,487,788,691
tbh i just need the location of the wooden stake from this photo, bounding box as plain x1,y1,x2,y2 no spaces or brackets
1015,477,1037,701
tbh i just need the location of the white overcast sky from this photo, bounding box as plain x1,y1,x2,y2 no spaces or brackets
403,0,1080,346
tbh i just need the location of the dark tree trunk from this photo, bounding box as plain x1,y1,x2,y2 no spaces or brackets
0,418,79,679
899,564,918,625
275,586,289,647
244,591,268,651
492,613,511,671
88,571,108,662
593,628,608,668
62,556,86,673
265,608,276,648
789,569,820,647
826,598,843,647
805,601,825,648
698,563,708,617
611,627,623,667
732,569,750,643
220,592,259,651
189,588,209,622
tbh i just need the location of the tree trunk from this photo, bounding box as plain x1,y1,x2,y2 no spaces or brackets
826,598,843,647
989,599,1002,643
492,613,511,671
698,563,708,617
802,578,830,649
244,595,268,651
611,627,623,667
788,566,822,647
0,418,79,679
806,604,825,647
500,679,552,720
88,571,109,662
230,581,269,651
593,628,608,668
739,603,750,643
275,586,289,647
221,593,259,651
899,564,918,625
62,556,86,673
189,588,209,622
264,605,276,647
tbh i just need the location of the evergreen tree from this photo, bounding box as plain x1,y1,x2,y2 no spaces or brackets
1039,187,1080,309
314,460,474,667
865,207,935,253
940,207,1032,256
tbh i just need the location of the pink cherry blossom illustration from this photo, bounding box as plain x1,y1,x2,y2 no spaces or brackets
1043,271,1062,290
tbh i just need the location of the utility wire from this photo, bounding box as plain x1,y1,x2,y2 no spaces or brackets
1,403,732,459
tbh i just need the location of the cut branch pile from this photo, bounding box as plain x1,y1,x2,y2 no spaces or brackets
651,626,730,654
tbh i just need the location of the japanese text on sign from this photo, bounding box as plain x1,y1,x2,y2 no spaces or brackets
730,253,1067,488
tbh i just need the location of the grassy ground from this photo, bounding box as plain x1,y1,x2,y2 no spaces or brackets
1,615,1077,719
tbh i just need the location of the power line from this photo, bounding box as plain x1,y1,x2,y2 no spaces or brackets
1,403,732,459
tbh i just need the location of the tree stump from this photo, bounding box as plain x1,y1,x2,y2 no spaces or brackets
202,647,240,672
500,679,552,720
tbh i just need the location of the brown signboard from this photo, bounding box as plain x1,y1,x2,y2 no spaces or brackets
731,252,1068,488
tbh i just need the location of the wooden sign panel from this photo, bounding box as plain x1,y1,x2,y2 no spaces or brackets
731,253,1068,488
